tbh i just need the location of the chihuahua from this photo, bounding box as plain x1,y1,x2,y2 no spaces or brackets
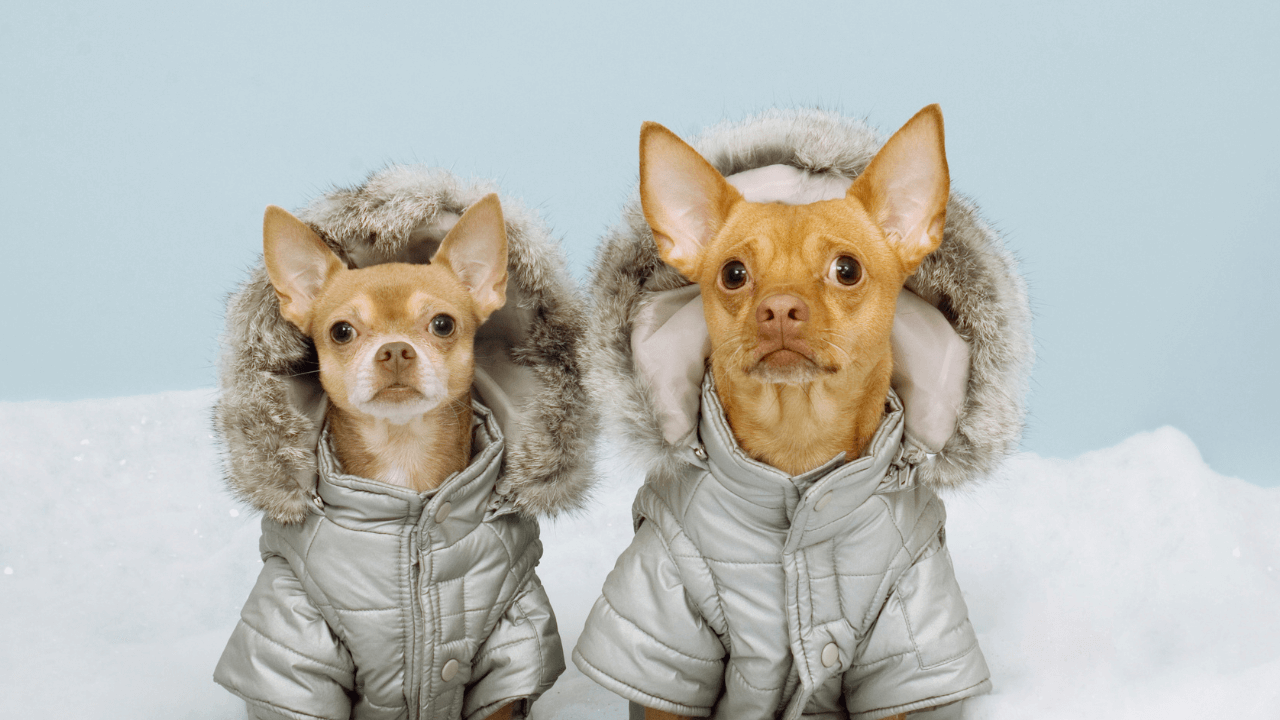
638,105,950,720
263,194,508,494
262,194,513,718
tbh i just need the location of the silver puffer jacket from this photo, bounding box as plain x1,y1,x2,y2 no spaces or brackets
217,407,559,720
575,109,1032,719
576,380,987,720
211,167,596,720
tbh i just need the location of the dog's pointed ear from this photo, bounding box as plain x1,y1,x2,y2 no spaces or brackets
433,193,508,322
848,104,950,274
263,205,346,333
640,122,742,281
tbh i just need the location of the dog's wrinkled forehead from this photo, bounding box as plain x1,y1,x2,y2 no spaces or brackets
719,165,869,261
714,165,890,282
315,264,471,332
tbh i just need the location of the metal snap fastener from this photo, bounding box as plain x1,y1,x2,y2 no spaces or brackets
821,642,839,668
815,492,833,512
441,658,459,682
435,501,451,525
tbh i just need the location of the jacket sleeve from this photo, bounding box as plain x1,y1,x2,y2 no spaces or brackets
464,573,565,720
214,553,356,720
842,528,991,720
572,520,726,717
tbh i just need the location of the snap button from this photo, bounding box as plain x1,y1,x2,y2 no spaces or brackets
821,642,839,668
441,658,459,682
815,492,833,512
434,501,451,525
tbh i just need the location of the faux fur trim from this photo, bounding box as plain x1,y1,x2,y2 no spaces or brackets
214,166,596,523
586,109,1033,489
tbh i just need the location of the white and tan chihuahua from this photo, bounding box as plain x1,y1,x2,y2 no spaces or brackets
261,194,516,720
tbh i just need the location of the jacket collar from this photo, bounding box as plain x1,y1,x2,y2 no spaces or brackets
696,373,905,531
314,400,506,531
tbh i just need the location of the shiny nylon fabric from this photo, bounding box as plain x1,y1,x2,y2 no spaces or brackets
215,404,564,720
573,379,990,720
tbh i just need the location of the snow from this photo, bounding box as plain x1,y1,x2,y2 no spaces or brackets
1,392,1276,718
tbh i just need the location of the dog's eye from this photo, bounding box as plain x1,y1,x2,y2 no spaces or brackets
330,322,356,344
830,256,862,286
721,261,749,290
430,314,456,337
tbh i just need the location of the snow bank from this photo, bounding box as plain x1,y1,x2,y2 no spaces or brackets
1,393,1275,718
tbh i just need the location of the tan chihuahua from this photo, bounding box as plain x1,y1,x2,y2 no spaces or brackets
263,194,508,495
638,105,950,720
263,194,517,720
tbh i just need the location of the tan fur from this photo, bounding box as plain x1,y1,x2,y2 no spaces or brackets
483,702,515,720
644,709,691,720
262,194,508,493
640,105,949,474
637,107,948,718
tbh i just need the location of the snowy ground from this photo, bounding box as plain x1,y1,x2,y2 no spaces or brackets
1,391,1276,718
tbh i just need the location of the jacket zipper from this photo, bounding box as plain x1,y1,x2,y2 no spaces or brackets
407,530,423,720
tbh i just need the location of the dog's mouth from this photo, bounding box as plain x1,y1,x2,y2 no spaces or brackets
758,348,813,368
746,349,837,384
373,383,424,402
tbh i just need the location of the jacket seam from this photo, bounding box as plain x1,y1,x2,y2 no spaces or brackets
573,652,711,716
220,685,342,720
431,605,490,620
702,558,784,567
874,494,910,550
235,619,350,675
483,522,519,569
857,547,908,632
361,695,403,712
849,647,914,669
918,629,981,670
851,677,991,719
290,539,350,643
514,588,546,677
472,635,531,661
643,490,734,653
702,544,733,654
466,696,532,720
894,580,923,671
727,661,773,693
600,596,724,665
804,549,817,630
832,542,848,621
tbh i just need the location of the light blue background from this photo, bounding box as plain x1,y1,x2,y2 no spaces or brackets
3,1,1276,486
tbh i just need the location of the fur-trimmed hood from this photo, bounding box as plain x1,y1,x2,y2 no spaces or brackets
215,166,595,523
587,108,1032,490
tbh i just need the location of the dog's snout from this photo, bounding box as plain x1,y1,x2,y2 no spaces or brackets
376,342,417,374
756,294,809,329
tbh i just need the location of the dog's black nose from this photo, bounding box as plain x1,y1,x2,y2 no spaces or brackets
376,342,416,374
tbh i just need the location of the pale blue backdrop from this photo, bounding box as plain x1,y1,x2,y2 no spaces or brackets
2,1,1276,486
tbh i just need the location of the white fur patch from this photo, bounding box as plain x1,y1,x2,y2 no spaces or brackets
347,338,449,425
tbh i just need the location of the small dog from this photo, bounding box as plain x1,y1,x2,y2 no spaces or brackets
263,194,508,494
261,194,516,720
637,105,950,720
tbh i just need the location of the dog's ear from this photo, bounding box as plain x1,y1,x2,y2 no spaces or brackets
433,193,508,322
848,104,950,274
263,205,346,333
640,122,742,281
